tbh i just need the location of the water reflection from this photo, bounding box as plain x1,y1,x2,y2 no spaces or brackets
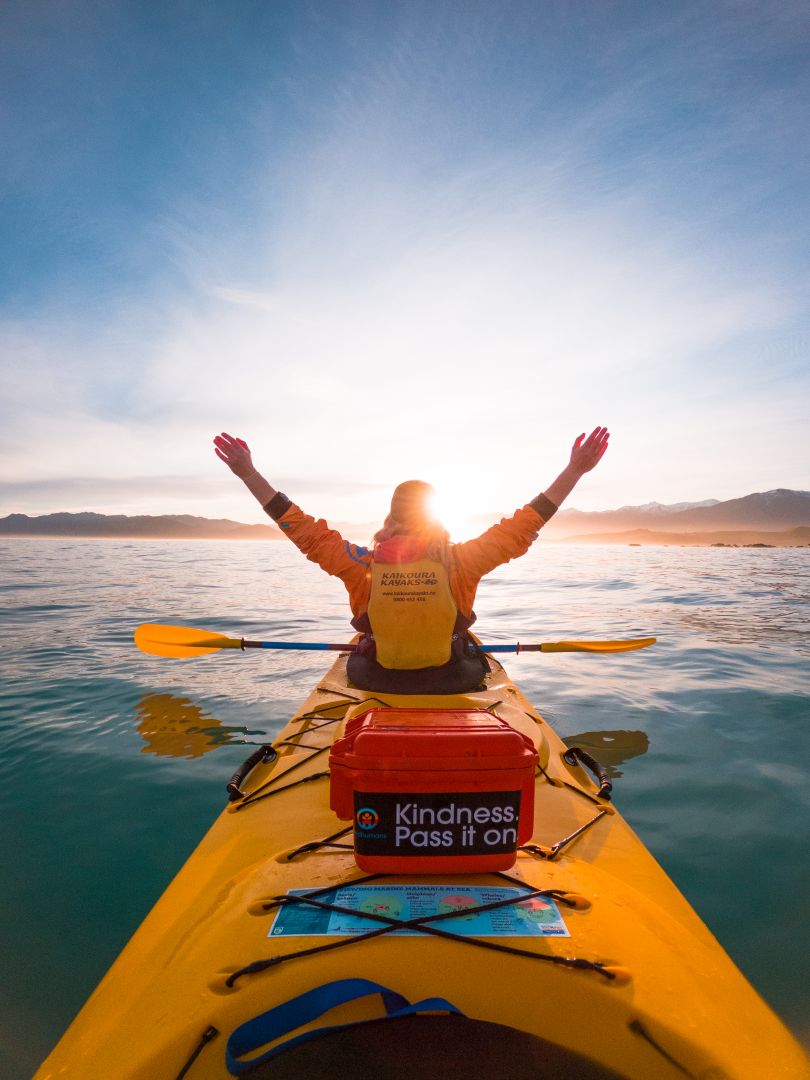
135,693,263,759
562,729,650,778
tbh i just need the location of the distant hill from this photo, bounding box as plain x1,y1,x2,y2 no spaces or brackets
0,511,381,542
557,526,810,547
0,512,282,540
545,489,810,538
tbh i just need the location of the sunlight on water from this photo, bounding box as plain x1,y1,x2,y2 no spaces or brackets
0,537,808,1075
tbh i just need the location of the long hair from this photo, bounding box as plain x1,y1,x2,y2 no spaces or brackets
373,480,451,562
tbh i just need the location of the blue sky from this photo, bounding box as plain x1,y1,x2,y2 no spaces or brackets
2,1,809,530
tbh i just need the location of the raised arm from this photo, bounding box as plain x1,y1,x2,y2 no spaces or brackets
452,426,610,586
213,432,370,607
213,432,277,507
542,426,610,509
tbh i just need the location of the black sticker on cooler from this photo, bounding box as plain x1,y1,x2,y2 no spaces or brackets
353,791,522,856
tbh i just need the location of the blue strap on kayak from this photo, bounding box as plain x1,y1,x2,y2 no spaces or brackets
225,977,462,1075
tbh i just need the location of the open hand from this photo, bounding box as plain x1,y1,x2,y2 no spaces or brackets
213,432,254,478
570,427,610,474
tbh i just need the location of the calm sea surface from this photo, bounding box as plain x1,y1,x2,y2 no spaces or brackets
1,538,808,1077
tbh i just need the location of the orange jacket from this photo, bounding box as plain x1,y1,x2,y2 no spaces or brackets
273,503,549,618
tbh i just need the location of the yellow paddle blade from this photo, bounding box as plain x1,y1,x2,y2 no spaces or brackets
540,637,656,654
134,623,243,658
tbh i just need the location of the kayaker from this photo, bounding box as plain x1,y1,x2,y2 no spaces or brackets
214,427,609,692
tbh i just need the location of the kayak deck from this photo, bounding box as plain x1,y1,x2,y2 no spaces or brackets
35,655,809,1079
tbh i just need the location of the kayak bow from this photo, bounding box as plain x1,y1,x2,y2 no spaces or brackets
35,649,808,1079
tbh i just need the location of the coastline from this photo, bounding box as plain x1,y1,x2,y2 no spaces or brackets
2,530,808,547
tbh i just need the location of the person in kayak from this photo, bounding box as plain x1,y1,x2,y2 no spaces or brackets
214,427,609,693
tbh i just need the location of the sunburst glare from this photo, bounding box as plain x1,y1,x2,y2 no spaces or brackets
428,488,486,541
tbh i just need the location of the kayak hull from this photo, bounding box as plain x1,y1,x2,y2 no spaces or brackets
35,654,809,1079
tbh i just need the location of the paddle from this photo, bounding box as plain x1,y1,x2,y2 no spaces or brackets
134,623,656,660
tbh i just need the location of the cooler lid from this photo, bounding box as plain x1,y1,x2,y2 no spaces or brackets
334,708,537,768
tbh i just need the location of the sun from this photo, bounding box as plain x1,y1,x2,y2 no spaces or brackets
427,488,485,541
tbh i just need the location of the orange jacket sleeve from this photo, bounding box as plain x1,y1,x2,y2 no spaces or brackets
274,503,372,616
449,506,547,614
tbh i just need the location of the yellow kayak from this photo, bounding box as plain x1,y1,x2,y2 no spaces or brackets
36,653,808,1079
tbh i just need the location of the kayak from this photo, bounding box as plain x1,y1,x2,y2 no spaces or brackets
36,650,808,1080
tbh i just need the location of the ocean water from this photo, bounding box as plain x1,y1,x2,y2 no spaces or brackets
0,537,808,1077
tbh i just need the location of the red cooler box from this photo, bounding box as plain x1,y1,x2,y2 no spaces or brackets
330,708,538,873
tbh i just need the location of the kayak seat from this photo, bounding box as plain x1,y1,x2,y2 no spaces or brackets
240,1014,630,1080
347,651,489,694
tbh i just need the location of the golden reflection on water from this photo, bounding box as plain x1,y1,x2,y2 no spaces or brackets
135,693,256,759
562,729,650,778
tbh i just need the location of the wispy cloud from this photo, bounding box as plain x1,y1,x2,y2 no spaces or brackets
0,472,387,518
2,2,809,519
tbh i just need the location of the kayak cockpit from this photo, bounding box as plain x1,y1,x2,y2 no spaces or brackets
224,1013,628,1080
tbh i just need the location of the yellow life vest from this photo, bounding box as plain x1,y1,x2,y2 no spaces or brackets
366,557,458,669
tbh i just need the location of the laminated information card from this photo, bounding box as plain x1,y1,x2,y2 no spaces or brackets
268,884,570,938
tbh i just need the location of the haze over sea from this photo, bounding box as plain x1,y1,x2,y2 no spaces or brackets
1,537,808,1077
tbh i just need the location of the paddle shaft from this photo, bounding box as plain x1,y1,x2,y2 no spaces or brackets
243,640,353,651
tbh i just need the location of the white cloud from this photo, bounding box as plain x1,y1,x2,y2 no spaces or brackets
3,167,805,520
3,3,809,519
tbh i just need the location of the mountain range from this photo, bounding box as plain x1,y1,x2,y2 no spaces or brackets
1,489,808,545
543,489,810,536
0,512,280,540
